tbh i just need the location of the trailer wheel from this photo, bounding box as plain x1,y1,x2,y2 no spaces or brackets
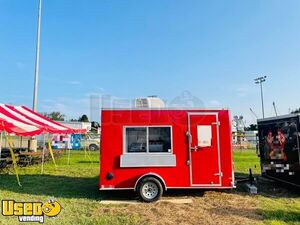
137,177,163,202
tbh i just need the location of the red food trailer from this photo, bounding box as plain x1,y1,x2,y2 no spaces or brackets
99,108,234,202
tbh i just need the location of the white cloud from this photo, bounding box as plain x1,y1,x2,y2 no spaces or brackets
16,61,25,70
85,92,101,97
40,97,90,120
95,87,105,92
236,87,248,97
68,81,81,85
39,92,127,122
208,100,221,107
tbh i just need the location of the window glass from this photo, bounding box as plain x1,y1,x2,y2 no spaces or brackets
149,127,171,153
126,128,147,152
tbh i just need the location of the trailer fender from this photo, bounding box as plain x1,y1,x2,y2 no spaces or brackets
134,173,167,191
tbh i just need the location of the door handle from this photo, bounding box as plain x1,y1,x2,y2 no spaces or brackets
186,131,192,144
191,146,199,151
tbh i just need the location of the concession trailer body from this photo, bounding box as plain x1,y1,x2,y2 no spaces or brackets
100,108,234,201
257,114,300,187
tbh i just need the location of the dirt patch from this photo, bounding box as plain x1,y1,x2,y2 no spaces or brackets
94,191,262,225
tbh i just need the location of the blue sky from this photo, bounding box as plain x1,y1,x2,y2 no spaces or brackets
0,0,299,123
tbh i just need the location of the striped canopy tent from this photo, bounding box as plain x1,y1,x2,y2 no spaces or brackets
0,117,43,136
0,104,87,187
0,104,86,135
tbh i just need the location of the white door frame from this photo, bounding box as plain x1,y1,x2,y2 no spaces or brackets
187,112,222,187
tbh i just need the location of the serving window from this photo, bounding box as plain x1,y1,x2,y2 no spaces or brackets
149,127,171,153
121,126,175,167
124,126,172,153
126,127,147,153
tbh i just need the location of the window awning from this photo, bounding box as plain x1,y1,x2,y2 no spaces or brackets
0,104,87,136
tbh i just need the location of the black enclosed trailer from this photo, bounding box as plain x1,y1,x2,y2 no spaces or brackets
257,114,300,187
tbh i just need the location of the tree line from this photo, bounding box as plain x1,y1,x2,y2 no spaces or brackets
42,112,90,122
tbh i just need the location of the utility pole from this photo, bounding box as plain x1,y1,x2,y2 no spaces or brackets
254,76,267,118
249,108,258,119
33,0,42,112
273,101,278,117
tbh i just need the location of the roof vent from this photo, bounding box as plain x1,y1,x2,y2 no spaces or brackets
135,97,165,108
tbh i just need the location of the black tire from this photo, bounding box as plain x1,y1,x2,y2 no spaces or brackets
137,177,163,202
89,144,98,151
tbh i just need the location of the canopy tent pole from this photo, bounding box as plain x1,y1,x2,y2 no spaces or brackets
6,133,21,186
67,134,71,165
41,134,45,174
84,145,92,162
19,136,22,151
84,143,87,158
67,146,71,165
47,135,56,167
85,143,92,163
0,131,3,159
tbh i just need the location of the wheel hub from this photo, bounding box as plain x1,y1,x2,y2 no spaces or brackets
142,182,158,200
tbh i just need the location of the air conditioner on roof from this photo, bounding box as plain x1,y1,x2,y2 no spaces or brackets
135,96,165,108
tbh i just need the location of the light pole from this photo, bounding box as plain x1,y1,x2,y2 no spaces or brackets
254,76,267,118
33,0,42,112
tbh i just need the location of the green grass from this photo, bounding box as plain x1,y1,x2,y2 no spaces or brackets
233,149,300,225
0,151,140,225
0,149,299,224
233,149,261,175
259,197,300,225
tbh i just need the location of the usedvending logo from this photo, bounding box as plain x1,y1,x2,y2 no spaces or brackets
1,199,62,223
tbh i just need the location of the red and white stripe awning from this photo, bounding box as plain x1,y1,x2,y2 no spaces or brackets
0,104,86,136
0,117,43,136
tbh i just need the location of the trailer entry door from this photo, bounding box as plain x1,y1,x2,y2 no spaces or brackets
188,112,221,186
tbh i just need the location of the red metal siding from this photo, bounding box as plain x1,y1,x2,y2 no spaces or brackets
100,109,233,189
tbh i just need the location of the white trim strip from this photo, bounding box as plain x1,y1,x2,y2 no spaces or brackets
188,112,222,186
99,186,234,190
102,107,229,111
100,187,134,190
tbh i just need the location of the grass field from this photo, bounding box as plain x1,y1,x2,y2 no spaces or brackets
0,150,299,225
233,150,300,225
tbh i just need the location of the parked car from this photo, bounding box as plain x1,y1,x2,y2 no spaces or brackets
80,134,100,151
